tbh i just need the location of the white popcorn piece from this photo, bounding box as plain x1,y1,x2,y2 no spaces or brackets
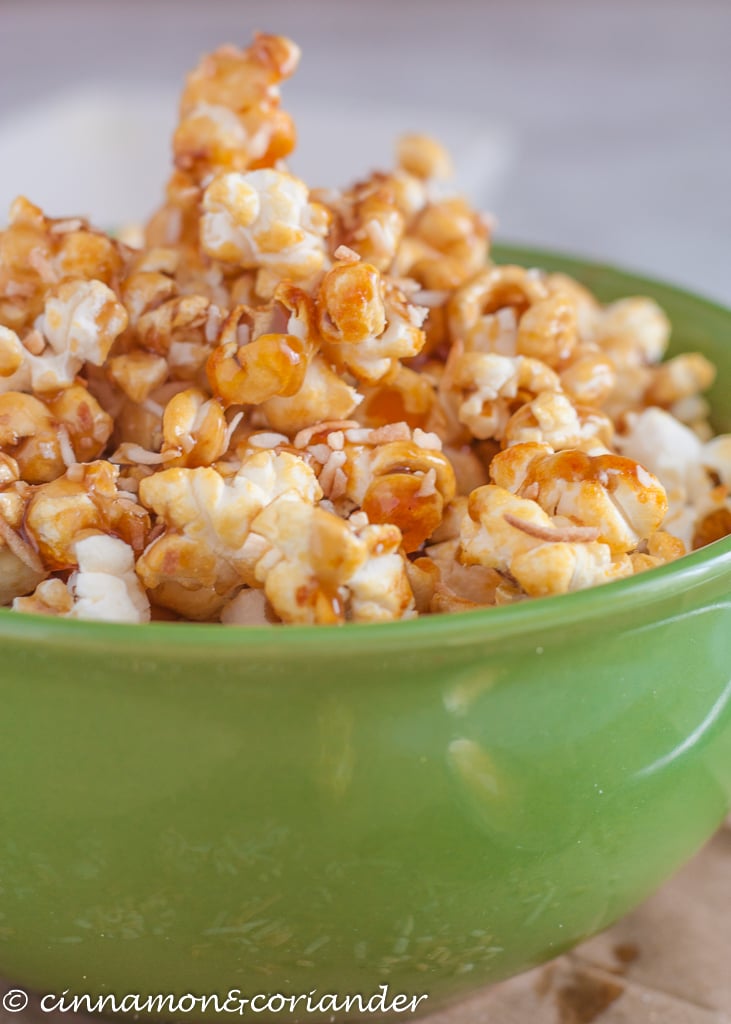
347,524,416,621
68,534,150,623
618,407,704,496
450,352,560,440
617,406,707,546
12,535,150,623
505,390,613,453
593,297,671,365
201,169,328,291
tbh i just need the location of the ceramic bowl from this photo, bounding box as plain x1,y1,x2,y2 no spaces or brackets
1,246,730,1020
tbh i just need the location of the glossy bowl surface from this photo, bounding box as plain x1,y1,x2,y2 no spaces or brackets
1,246,730,1019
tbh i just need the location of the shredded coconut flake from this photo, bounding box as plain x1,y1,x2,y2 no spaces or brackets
247,431,289,449
142,399,165,418
416,468,437,498
56,425,76,469
334,245,361,262
413,428,443,450
110,443,166,465
503,513,600,544
294,420,360,449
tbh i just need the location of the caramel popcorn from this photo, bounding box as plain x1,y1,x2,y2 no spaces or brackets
135,450,322,618
200,169,329,296
206,282,317,406
460,485,632,597
173,35,300,181
1,31,728,626
291,420,456,552
251,500,414,624
447,350,560,440
317,257,428,383
24,460,150,570
489,443,668,556
0,198,126,334
1,279,128,395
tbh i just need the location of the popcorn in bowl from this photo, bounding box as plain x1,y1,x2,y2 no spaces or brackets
1,32,729,625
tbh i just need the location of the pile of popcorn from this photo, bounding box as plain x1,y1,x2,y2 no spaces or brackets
1,34,729,626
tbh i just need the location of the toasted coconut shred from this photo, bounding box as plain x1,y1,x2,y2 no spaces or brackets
0,32,729,625
503,515,600,544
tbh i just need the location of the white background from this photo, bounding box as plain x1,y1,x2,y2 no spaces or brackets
1,0,729,303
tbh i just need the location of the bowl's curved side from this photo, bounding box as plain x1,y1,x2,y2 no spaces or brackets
0,566,730,1016
0,249,730,1018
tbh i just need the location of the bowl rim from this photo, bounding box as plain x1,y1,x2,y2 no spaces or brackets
2,244,730,655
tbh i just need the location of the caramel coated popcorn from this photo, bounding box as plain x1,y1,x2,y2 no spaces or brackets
1,32,729,625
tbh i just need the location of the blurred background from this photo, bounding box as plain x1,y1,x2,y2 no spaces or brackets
1,0,729,303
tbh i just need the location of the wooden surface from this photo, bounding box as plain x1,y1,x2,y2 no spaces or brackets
2,819,729,1023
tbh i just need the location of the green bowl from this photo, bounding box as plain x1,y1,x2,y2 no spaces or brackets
1,246,730,1020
